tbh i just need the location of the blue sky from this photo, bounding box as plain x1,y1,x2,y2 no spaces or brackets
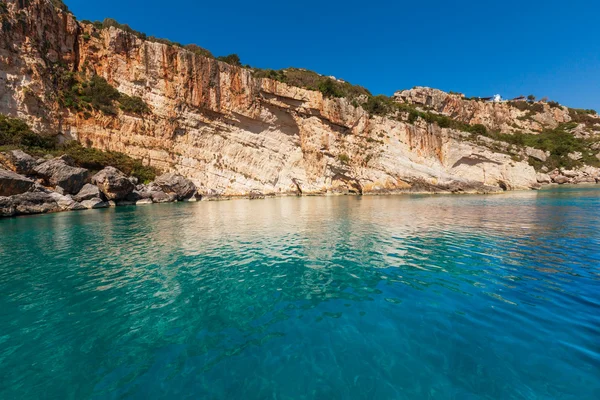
65,0,599,110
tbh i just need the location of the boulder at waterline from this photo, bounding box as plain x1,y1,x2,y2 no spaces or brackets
553,175,569,184
11,192,59,215
34,158,90,194
536,173,552,184
0,197,15,217
74,184,102,202
80,198,109,209
0,169,35,196
154,173,196,200
150,191,176,203
91,167,134,201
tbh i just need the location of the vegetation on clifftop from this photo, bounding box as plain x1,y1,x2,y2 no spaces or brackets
253,68,371,99
0,114,157,182
477,123,600,170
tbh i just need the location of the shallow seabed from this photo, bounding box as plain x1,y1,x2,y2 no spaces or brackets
1,186,599,399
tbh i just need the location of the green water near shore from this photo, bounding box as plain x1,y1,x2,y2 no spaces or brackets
1,187,599,399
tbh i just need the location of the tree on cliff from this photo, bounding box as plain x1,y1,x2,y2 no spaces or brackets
217,54,242,66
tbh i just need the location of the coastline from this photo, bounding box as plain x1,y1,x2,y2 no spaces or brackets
3,181,597,220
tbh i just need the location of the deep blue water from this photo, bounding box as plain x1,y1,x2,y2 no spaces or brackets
1,186,599,399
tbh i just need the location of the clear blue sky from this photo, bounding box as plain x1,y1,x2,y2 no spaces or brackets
65,0,599,110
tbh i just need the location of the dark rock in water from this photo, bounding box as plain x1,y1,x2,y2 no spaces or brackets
34,158,90,194
80,198,109,209
154,173,196,200
125,190,144,202
0,150,38,175
74,183,102,202
407,179,503,194
0,196,16,217
92,167,134,201
11,192,59,215
0,169,36,196
249,190,265,200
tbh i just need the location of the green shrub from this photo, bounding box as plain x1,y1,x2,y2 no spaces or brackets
56,142,157,182
80,75,121,114
58,73,149,116
318,79,344,98
184,44,214,58
119,94,150,115
362,95,396,116
338,153,350,164
217,54,242,66
253,67,371,100
0,115,56,149
547,101,561,108
509,101,544,114
568,108,599,127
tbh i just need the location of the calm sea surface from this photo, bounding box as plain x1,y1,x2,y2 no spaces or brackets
1,186,599,399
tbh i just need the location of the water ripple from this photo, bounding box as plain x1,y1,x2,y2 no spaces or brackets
0,186,599,399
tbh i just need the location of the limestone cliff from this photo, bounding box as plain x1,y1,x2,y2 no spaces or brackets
1,0,598,196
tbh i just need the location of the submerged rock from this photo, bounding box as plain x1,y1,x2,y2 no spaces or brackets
249,190,265,200
0,169,36,196
34,158,90,194
92,167,134,201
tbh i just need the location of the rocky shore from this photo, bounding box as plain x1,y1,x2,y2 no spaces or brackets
2,147,599,219
0,149,200,218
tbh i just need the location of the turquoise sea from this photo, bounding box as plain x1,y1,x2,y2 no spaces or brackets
1,186,599,399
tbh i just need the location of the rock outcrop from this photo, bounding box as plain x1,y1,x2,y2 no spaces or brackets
34,158,90,194
73,183,102,202
154,173,197,200
0,150,38,175
394,87,574,134
0,169,35,196
0,147,206,218
91,167,134,201
11,192,59,215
